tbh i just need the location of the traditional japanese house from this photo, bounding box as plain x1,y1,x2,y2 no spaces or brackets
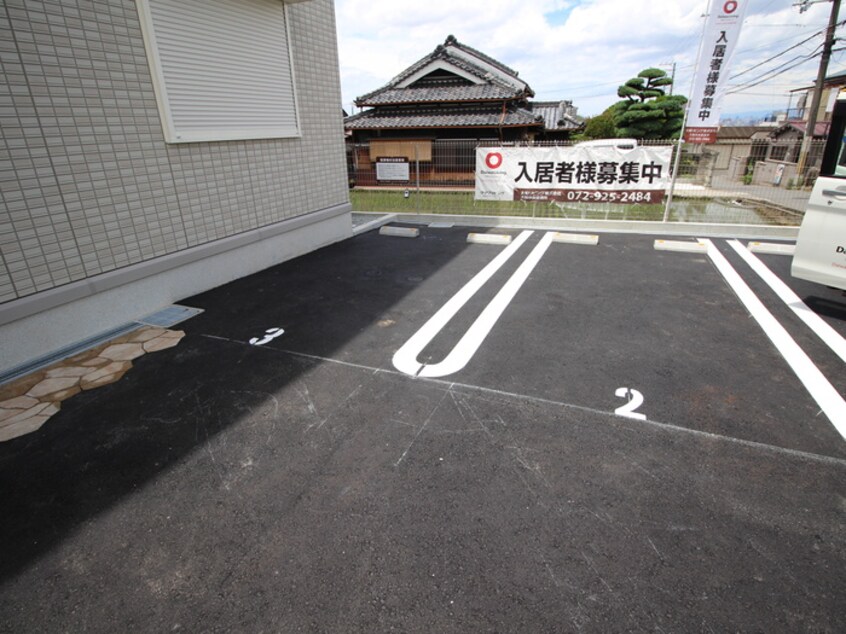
529,101,585,141
345,36,582,186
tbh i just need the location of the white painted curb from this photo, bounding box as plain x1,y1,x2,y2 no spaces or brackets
467,233,512,245
654,239,707,253
747,241,796,255
551,232,599,245
379,226,419,238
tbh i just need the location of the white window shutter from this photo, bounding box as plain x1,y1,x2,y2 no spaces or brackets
138,0,300,143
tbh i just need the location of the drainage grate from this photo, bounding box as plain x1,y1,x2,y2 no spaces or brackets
0,322,139,386
0,304,203,386
137,304,203,328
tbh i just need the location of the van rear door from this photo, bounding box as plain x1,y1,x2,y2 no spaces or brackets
791,99,846,290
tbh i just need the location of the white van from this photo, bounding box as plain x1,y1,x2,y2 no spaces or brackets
791,96,846,291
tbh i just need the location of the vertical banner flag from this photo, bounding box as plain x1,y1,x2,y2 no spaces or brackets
685,0,749,144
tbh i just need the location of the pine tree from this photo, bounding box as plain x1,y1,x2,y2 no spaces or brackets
612,68,686,139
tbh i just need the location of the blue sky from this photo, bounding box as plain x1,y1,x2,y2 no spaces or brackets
334,0,844,121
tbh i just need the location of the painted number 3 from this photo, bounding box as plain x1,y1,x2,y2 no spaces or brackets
614,387,646,420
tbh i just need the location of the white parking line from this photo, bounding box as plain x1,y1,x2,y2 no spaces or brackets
700,239,846,440
394,231,555,378
418,232,555,377
392,230,533,377
728,240,846,364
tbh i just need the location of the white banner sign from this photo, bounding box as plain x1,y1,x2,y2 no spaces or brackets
686,0,750,142
475,146,673,204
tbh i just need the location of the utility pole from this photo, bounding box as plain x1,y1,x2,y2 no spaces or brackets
796,0,841,183
659,61,677,95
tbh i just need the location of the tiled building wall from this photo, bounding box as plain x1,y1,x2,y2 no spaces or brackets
0,0,349,305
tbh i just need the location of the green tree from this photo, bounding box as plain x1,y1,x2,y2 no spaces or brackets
579,111,617,140
611,68,686,139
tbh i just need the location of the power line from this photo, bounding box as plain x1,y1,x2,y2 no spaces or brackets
541,14,839,103
745,23,828,26
741,45,823,83
734,23,833,55
727,55,820,94
543,12,836,102
730,20,845,79
726,48,823,94
540,62,699,102
731,90,793,95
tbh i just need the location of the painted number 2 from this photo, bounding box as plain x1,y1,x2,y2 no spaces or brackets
614,387,646,420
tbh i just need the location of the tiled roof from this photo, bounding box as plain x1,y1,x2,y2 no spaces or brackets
356,35,530,107
359,84,518,106
529,101,584,131
715,126,773,140
443,35,521,79
436,53,520,91
344,105,543,130
824,68,846,85
779,119,830,137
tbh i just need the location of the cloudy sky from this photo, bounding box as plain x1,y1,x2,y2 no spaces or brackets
334,0,844,121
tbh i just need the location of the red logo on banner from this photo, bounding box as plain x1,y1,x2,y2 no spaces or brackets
485,152,503,169
723,1,738,14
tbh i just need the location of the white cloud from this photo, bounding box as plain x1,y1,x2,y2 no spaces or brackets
335,0,844,120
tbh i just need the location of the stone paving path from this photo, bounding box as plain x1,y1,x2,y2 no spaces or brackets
0,326,185,442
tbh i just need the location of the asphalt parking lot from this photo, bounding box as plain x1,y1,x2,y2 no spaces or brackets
1,223,845,632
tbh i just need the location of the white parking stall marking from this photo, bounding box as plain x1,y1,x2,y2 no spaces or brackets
394,231,555,379
418,232,555,378
392,230,533,377
728,240,846,364
700,239,846,440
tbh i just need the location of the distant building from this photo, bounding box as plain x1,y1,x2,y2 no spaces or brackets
707,121,829,183
767,120,830,162
529,101,585,141
785,68,846,129
346,35,543,144
711,126,772,169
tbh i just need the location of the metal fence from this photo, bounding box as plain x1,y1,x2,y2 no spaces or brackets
347,138,825,226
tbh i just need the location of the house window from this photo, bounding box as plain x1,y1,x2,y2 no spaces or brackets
433,141,475,171
770,145,788,161
750,140,768,162
136,0,299,143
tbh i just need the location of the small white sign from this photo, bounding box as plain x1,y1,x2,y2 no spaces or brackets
376,158,410,182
